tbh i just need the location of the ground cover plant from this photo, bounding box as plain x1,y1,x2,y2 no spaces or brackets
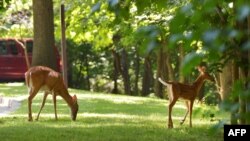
0,83,226,141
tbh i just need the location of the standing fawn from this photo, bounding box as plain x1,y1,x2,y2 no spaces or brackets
25,66,79,121
158,66,214,128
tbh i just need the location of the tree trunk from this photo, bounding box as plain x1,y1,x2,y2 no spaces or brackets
165,49,174,81
32,0,57,70
155,48,167,98
238,50,249,124
219,61,233,101
111,49,120,94
141,55,152,96
239,67,246,124
155,38,174,99
76,61,84,89
120,49,131,95
247,49,250,124
85,56,91,91
133,50,140,95
178,44,185,83
234,2,249,124
231,60,239,124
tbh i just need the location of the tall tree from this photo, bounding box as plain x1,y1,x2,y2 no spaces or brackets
32,0,57,70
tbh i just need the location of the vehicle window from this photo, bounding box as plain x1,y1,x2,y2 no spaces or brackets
26,41,33,53
0,41,7,55
9,41,18,55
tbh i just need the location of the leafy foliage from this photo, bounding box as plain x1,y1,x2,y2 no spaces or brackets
0,0,32,37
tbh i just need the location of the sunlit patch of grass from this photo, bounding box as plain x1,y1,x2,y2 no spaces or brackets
5,83,24,86
82,112,141,119
0,82,27,97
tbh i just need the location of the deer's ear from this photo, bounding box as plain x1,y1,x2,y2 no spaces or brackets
198,66,206,72
197,66,202,72
73,95,77,101
201,66,206,72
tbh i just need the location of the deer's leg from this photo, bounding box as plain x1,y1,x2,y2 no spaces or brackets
52,93,58,120
36,92,49,121
28,87,39,121
168,97,177,128
180,101,189,125
189,100,194,127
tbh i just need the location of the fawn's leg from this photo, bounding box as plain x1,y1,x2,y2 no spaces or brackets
168,98,177,128
28,87,40,121
189,100,194,127
180,101,189,125
36,92,49,121
53,93,58,120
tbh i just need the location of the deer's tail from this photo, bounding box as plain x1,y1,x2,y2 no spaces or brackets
158,78,172,86
25,71,30,87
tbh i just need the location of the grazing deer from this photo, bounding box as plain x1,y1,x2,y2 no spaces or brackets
25,66,78,121
158,66,214,128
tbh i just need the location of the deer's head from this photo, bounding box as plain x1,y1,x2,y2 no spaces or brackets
198,66,215,82
71,95,79,121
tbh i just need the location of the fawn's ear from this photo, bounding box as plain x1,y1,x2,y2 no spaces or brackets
197,66,206,72
201,66,206,71
197,66,202,72
72,95,77,102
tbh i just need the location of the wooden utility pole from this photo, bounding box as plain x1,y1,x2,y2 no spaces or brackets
61,4,68,87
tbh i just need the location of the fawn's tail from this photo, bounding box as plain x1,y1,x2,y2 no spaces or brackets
158,78,172,86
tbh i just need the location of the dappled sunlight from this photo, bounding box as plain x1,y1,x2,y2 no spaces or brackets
172,103,186,110
5,83,24,86
78,122,126,128
171,116,183,121
82,112,141,119
2,113,56,118
75,93,152,105
5,113,71,120
193,119,217,126
111,98,142,104
0,83,28,97
81,112,166,125
0,92,5,95
0,87,9,90
31,103,68,107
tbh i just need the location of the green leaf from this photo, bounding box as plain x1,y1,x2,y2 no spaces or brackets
237,5,250,21
181,52,203,76
154,0,168,10
202,29,220,44
135,0,151,14
108,0,119,7
91,1,101,14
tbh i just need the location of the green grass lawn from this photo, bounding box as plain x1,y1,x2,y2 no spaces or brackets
0,83,227,141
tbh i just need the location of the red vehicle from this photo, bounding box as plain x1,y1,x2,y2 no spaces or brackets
0,38,61,81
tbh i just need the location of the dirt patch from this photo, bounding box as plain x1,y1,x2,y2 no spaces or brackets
0,96,26,117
